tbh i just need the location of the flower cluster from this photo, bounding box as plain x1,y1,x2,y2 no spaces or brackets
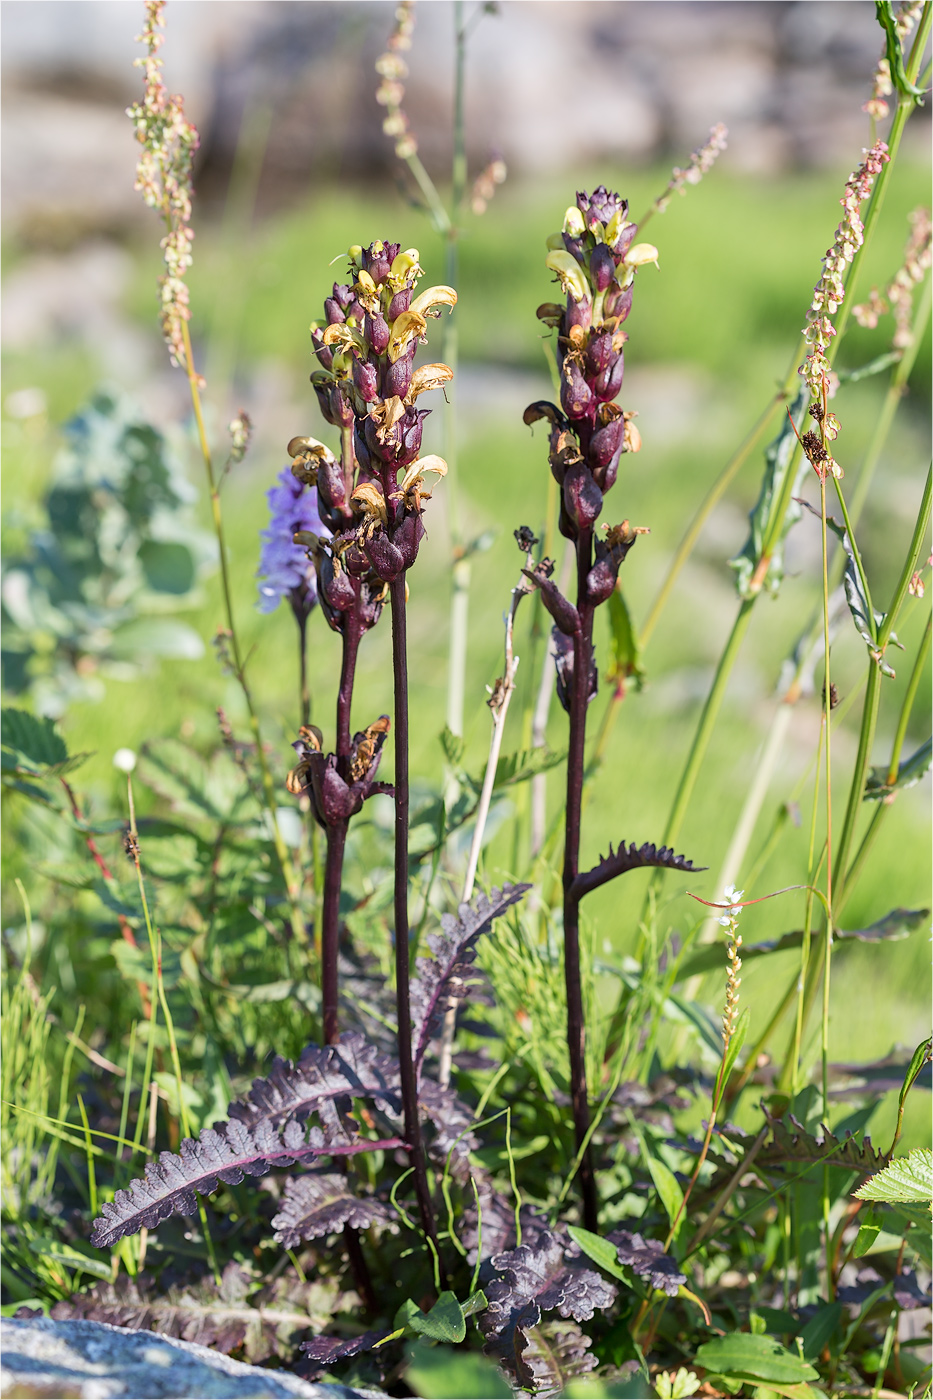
717,885,744,1043
517,189,653,693
799,141,889,399
471,158,508,217
652,123,729,216
286,718,392,828
863,0,924,120
256,467,326,621
853,206,932,349
375,1,417,161
287,240,454,640
127,0,200,373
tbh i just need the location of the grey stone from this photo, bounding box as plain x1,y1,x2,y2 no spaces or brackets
0,1316,385,1400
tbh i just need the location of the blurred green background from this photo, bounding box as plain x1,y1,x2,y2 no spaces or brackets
2,2,930,1150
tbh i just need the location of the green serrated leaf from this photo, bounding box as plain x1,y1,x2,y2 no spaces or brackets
855,1148,933,1203
696,1332,819,1385
493,746,567,788
1,708,68,767
410,1292,466,1344
439,726,465,768
730,385,809,599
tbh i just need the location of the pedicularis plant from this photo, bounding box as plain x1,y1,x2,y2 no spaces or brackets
3,2,932,1397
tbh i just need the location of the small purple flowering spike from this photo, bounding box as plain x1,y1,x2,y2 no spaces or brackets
257,467,327,619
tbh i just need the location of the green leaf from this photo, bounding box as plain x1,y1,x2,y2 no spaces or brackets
607,584,645,690
853,1210,881,1258
696,1332,819,1385
109,617,205,661
405,1339,511,1399
567,1226,631,1284
798,1301,842,1361
855,1148,933,1203
645,1151,685,1240
730,385,809,599
27,1236,112,1282
667,994,723,1060
797,498,895,674
493,746,567,789
676,908,927,979
1,707,90,780
865,738,932,801
721,1006,750,1088
875,0,926,98
138,540,196,594
410,1292,467,1345
896,1036,932,1129
439,726,465,768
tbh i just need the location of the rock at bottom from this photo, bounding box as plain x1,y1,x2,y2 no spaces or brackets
1,1316,387,1400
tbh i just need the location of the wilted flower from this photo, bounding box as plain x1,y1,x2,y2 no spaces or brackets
286,717,392,826
257,467,327,620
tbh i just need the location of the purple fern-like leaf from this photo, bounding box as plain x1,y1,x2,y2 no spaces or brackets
272,1171,396,1249
411,884,530,1075
570,840,705,902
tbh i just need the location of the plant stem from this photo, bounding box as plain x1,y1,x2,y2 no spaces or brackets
298,612,310,729
179,320,305,947
390,574,446,1283
563,527,599,1234
321,823,347,1048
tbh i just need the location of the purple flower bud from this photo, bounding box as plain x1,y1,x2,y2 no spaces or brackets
588,406,625,472
563,461,603,531
364,531,406,582
610,223,638,262
341,538,374,578
361,404,426,470
584,330,614,379
397,405,427,467
324,297,346,326
604,283,634,323
319,553,357,614
365,311,390,355
353,423,373,474
332,283,355,310
585,559,617,605
383,346,414,401
590,244,615,292
393,512,425,569
311,328,334,373
363,240,396,284
562,230,586,263
553,626,598,714
560,361,595,421
562,297,592,338
593,352,625,404
316,457,349,512
353,358,379,402
312,753,364,823
578,186,626,227
359,579,386,632
522,565,579,635
388,288,411,320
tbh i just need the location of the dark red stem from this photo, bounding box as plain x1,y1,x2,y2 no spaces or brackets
564,527,599,1233
321,821,347,1047
389,574,446,1285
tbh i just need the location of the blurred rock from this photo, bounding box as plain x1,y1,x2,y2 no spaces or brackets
0,1316,384,1400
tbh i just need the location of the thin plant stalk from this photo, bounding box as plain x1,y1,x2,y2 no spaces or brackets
180,320,305,946
390,574,446,1282
563,528,599,1234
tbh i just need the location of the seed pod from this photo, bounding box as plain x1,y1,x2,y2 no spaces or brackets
383,346,414,400
365,311,390,355
560,361,595,421
364,531,406,582
590,243,615,292
593,351,625,404
353,358,379,402
393,512,425,569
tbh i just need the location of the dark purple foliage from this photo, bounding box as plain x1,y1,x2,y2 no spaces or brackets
410,883,530,1075
302,1330,394,1363
227,1032,401,1131
272,1171,395,1248
606,1229,686,1296
570,840,706,901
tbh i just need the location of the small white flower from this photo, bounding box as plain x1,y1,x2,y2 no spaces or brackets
113,748,137,773
723,884,744,904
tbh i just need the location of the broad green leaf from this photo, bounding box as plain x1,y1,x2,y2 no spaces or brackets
645,1151,684,1240
696,1332,819,1385
1,708,67,767
138,539,196,594
439,726,465,768
567,1225,631,1283
865,737,932,800
460,1290,488,1319
607,584,645,691
855,1148,933,1203
798,1301,842,1360
676,908,927,979
753,1307,799,1335
405,1339,511,1399
1,707,90,780
410,1292,466,1344
27,1236,112,1282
